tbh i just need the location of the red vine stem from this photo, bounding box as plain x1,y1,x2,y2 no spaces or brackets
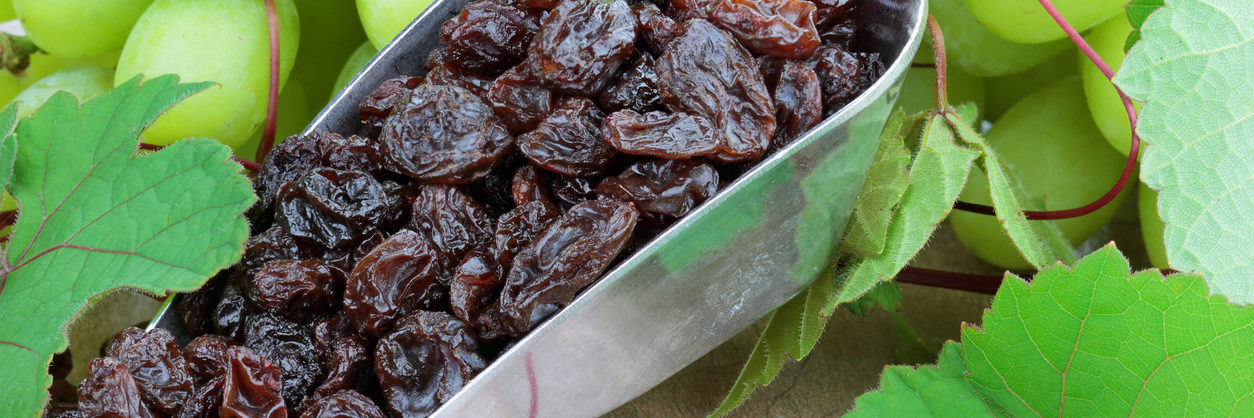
926,16,948,110
950,0,1141,221
897,266,1002,295
254,0,282,163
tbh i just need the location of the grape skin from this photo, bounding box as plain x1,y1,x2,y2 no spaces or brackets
963,0,1126,44
1081,15,1141,156
982,51,1074,122
898,65,985,121
331,42,379,101
916,0,1070,77
9,66,114,119
1138,183,1169,269
357,0,437,50
13,0,155,58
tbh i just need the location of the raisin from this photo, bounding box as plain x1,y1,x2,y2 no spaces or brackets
517,97,617,177
360,76,424,130
380,84,514,183
596,159,719,225
245,259,336,322
375,312,486,418
240,225,311,279
254,131,340,215
499,200,638,334
470,153,526,216
276,168,402,251
424,63,495,100
771,60,823,146
78,358,154,418
409,184,497,269
520,0,559,8
656,19,776,164
299,391,385,418
105,327,194,415
320,134,389,178
177,271,226,337
440,0,543,76
310,336,371,401
486,64,556,134
550,175,599,209
213,285,249,343
510,164,554,207
597,53,663,114
448,245,505,325
808,44,861,110
425,48,449,71
244,313,324,407
221,346,286,418
491,201,561,267
183,335,230,384
176,376,224,418
526,0,637,95
312,312,354,355
602,110,721,158
344,230,446,339
707,0,820,59
633,2,681,55
813,0,854,29
818,14,855,47
322,230,388,282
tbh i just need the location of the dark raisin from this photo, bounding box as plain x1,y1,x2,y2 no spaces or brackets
656,19,776,164
254,131,340,215
818,14,855,47
633,2,681,55
424,63,496,100
78,358,154,418
526,0,637,95
808,44,861,111
105,327,194,415
470,153,526,216
245,259,336,322
596,159,719,225
602,110,721,158
486,64,556,135
221,346,286,418
361,76,424,130
175,376,224,418
312,312,354,355
240,225,311,279
511,164,554,207
499,200,638,334
276,168,402,251
409,184,497,269
813,0,854,30
380,84,514,183
517,97,617,177
550,175,599,209
706,0,820,58
183,335,230,384
448,245,505,325
310,337,372,401
771,60,823,146
440,0,543,76
344,230,446,339
597,53,663,114
375,312,487,418
322,230,388,282
299,390,385,418
213,284,249,343
320,134,389,178
177,271,226,337
491,201,561,268
244,313,324,407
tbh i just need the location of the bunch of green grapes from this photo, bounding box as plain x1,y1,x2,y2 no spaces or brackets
914,1,1165,269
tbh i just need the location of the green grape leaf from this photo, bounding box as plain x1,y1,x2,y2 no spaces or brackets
944,112,1075,270
709,263,837,417
0,75,256,414
845,280,902,317
1115,0,1254,302
824,113,979,313
849,245,1254,416
840,110,912,258
1125,0,1165,51
0,104,18,189
846,342,1006,417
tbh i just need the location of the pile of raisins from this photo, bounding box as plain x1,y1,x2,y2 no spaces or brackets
67,0,881,415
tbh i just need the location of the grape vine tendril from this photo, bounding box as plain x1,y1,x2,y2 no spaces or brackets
254,0,282,163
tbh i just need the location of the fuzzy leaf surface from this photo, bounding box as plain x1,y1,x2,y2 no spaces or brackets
840,111,912,258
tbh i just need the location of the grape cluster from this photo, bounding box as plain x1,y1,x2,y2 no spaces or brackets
64,0,882,415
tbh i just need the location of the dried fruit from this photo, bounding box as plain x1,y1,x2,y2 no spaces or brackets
597,53,663,114
410,184,497,268
808,44,861,110
221,346,286,418
246,259,336,322
491,201,561,267
243,313,324,407
440,0,543,75
526,0,637,95
486,64,556,134
299,391,385,418
518,97,617,177
448,245,505,325
511,164,554,207
633,3,681,55
597,159,719,225
602,110,721,158
707,0,821,58
184,335,231,384
375,312,487,417
360,76,424,130
380,84,514,183
277,168,402,251
771,60,823,146
105,328,194,415
424,63,496,100
344,230,446,339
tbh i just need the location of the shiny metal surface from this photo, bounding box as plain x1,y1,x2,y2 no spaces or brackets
149,0,925,415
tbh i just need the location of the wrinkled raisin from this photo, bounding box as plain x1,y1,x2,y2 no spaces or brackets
276,168,402,251
322,229,388,281
375,312,486,417
602,110,721,158
410,184,497,268
656,19,776,163
221,346,286,418
707,0,820,59
380,84,514,183
344,230,446,339
213,284,249,343
499,200,638,334
511,164,554,207
486,64,555,134
772,60,823,146
550,175,599,209
818,14,855,47
309,336,372,402
78,358,154,418
518,97,617,177
813,0,854,29
633,3,681,55
448,245,505,325
313,312,354,355
105,327,194,415
240,225,311,279
597,159,719,225
526,0,637,95
361,76,424,130
597,53,663,114
254,131,340,215
299,390,385,418
176,376,224,418
424,64,495,100
244,313,323,407
183,335,230,384
808,44,861,110
440,0,543,75
245,259,336,322
491,201,561,267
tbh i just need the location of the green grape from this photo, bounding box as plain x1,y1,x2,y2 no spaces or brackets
1138,182,1169,269
357,0,436,50
917,0,1070,77
898,65,986,120
0,50,120,105
9,65,113,118
13,0,155,58
330,41,378,101
238,77,312,160
0,1,13,20
292,0,368,107
1081,15,1142,156
983,51,1075,122
949,77,1129,270
115,0,300,150
964,0,1125,44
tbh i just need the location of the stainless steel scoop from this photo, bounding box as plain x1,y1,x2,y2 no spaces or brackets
148,0,926,415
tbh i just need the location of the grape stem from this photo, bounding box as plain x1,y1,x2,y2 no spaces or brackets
925,16,948,110
949,0,1141,220
0,34,38,74
254,0,282,163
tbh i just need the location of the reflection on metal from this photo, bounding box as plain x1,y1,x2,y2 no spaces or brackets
150,0,926,415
